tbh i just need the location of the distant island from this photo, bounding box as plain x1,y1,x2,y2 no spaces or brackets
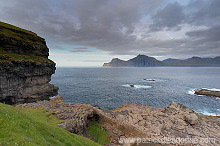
103,54,220,67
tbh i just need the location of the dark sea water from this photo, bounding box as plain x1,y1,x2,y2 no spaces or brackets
51,67,220,116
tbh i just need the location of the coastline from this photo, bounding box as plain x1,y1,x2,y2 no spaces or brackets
17,95,220,145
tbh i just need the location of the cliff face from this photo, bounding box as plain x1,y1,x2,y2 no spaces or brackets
0,21,58,104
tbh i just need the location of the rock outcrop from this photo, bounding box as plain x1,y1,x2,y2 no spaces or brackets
0,21,58,104
18,97,220,146
195,89,220,98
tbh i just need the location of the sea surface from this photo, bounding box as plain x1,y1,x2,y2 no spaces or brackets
51,67,220,116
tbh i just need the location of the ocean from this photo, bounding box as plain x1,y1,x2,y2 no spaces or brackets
50,67,220,116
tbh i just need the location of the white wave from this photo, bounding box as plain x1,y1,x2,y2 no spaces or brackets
187,89,204,96
122,84,152,89
187,88,220,97
188,89,195,95
205,88,220,91
49,96,56,99
197,111,220,116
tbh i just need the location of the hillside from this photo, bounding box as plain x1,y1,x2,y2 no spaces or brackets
0,103,100,146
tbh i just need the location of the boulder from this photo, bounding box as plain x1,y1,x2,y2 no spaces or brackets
144,79,155,81
185,113,198,125
129,84,135,87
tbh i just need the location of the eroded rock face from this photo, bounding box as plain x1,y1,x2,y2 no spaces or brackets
0,22,58,104
0,62,58,105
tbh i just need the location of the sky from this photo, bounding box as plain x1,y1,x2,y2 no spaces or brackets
0,0,220,66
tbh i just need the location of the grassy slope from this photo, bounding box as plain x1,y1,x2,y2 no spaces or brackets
0,48,54,64
0,21,54,64
0,103,100,146
86,121,110,145
0,21,42,45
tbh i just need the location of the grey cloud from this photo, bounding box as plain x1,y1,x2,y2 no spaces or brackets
187,0,220,27
0,0,219,59
150,2,185,31
150,0,220,31
73,47,88,50
186,25,220,42
70,50,93,53
70,47,94,53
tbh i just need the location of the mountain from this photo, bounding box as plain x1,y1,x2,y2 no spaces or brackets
163,58,182,62
164,56,220,66
103,54,162,67
103,55,220,67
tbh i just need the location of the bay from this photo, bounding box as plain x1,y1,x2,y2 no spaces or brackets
51,67,220,116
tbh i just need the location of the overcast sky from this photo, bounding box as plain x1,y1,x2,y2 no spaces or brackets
0,0,220,66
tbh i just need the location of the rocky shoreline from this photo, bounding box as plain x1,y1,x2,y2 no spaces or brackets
18,96,220,146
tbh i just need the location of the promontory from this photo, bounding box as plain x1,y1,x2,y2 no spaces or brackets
0,21,58,104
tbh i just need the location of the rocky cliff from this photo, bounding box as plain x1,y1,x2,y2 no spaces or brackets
0,21,58,104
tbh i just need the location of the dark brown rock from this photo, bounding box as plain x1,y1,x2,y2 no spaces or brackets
195,89,220,98
144,79,155,81
130,84,135,87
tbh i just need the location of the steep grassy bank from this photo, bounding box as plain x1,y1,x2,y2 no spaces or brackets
0,103,100,146
86,121,110,145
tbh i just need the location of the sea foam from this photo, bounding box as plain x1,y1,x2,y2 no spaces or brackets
122,84,152,89
196,110,220,116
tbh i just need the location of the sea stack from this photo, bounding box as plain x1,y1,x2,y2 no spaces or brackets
0,21,58,104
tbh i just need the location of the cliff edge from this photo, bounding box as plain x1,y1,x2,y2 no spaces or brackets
0,21,58,104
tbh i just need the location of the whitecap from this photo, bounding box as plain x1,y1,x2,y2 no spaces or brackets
205,88,220,91
198,111,220,116
49,96,56,99
122,84,152,89
188,89,195,95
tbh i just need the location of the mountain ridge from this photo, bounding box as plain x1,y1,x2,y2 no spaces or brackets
103,55,220,67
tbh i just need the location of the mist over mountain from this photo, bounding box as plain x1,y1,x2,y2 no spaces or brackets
103,55,220,67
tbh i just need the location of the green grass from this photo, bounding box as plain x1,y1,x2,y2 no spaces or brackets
0,103,100,146
0,21,36,35
0,48,55,64
86,121,111,145
0,22,54,64
0,21,43,45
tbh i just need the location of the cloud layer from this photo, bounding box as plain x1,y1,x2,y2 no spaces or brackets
1,0,219,59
